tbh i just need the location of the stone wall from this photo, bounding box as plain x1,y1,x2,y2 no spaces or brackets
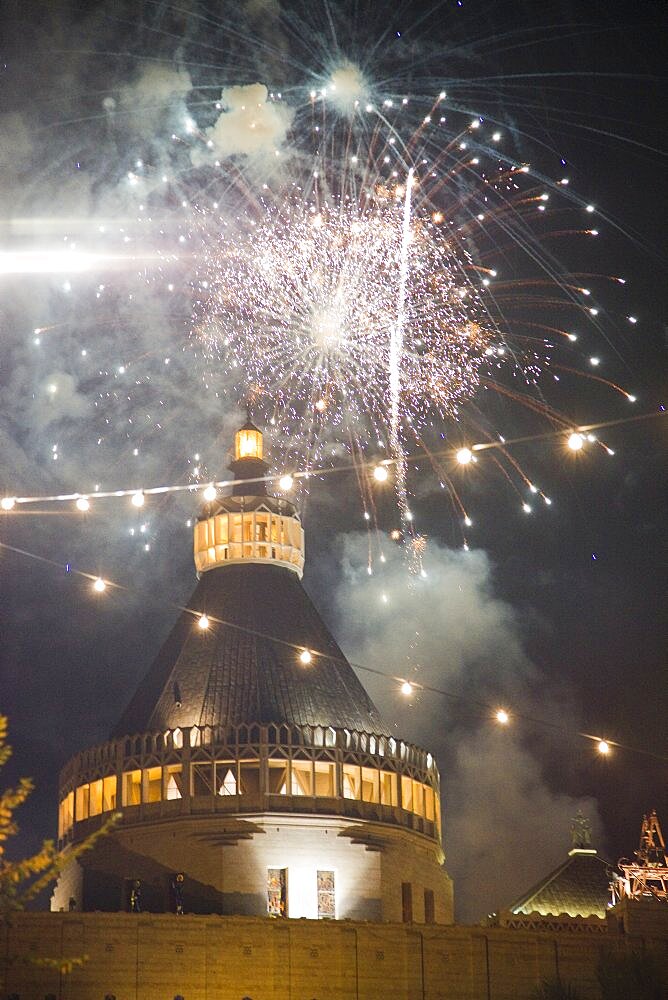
3,900,667,1000
52,813,453,924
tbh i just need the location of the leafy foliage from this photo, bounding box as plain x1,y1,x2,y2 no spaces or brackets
0,714,117,919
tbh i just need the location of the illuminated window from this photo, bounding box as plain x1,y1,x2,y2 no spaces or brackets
380,771,398,806
103,775,117,812
267,868,287,917
291,760,313,796
435,796,442,836
75,783,90,821
122,770,141,807
89,779,103,817
424,786,435,821
256,515,268,541
218,768,237,796
317,871,335,919
59,791,74,837
314,762,335,797
361,767,380,803
412,780,424,817
166,765,182,800
342,764,361,799
401,775,413,812
144,766,162,803
268,760,288,794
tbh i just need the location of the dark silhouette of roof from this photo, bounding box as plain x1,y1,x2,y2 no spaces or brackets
510,850,612,919
112,563,390,737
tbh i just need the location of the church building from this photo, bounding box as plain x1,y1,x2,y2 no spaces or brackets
52,420,454,924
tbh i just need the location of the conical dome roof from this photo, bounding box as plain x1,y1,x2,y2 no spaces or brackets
112,562,390,737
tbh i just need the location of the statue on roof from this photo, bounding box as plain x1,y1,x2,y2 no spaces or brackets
571,810,593,849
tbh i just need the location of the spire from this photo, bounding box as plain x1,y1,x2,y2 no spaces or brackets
113,418,389,738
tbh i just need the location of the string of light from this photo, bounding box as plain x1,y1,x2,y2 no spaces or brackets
0,409,663,512
1,537,665,766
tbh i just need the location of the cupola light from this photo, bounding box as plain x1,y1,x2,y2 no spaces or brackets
235,422,263,460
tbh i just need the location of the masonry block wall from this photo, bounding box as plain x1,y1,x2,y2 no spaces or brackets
3,902,667,1000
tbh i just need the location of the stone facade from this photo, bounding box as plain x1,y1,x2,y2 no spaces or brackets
52,812,453,923
3,900,667,1000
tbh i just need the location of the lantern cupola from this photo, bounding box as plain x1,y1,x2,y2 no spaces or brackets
194,416,305,577
229,418,268,497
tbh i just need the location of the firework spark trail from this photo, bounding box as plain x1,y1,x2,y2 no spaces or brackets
390,166,414,526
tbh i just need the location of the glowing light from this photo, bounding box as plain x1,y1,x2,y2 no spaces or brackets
92,577,106,593
400,680,413,696
627,394,637,403
203,484,217,502
76,496,90,512
278,474,294,491
373,465,389,482
456,447,473,465
299,649,312,665
568,432,584,451
390,529,402,541
495,709,510,725
197,614,210,630
1,497,16,511
597,740,610,755
131,491,145,507
522,503,532,514
315,399,327,412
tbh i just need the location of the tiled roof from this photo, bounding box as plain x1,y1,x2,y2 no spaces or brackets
510,850,612,919
112,563,390,737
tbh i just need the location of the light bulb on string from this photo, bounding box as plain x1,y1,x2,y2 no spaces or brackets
197,613,210,630
131,491,145,508
92,577,106,593
400,680,413,696
76,496,90,512
495,709,510,725
373,465,389,482
203,484,217,502
597,739,610,755
278,474,294,491
1,497,16,511
456,447,473,465
299,649,313,665
568,432,584,451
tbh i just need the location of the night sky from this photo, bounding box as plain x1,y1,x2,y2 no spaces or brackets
1,0,666,923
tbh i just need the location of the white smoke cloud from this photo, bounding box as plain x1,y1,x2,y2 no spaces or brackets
332,534,603,922
118,63,192,108
201,83,293,160
30,371,89,430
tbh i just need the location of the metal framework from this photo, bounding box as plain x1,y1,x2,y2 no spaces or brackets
611,810,668,904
